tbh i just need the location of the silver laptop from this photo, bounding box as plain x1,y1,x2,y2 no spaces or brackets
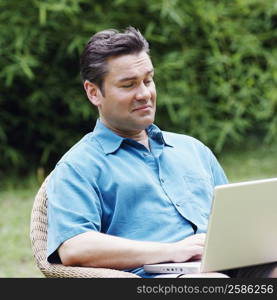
144,177,277,275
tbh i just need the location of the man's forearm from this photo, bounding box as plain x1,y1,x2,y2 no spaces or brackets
58,231,172,270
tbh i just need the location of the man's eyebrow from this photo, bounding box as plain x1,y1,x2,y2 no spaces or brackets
118,69,154,82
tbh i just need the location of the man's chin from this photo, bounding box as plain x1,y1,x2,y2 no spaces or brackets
134,117,155,130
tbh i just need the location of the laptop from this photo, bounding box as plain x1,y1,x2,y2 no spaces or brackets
144,177,277,275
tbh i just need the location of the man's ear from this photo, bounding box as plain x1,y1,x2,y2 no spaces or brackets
84,80,102,107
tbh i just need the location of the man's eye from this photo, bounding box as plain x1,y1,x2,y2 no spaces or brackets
144,79,153,86
122,83,134,88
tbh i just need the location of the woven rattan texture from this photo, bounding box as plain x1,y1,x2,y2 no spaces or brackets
30,175,140,278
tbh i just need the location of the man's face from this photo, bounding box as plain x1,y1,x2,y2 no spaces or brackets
89,51,156,134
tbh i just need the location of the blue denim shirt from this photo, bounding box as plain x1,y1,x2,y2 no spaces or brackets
47,120,228,277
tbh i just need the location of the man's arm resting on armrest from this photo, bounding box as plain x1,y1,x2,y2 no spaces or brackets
58,231,205,270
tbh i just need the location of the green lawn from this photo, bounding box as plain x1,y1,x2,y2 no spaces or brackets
0,185,42,277
219,141,277,182
0,141,276,277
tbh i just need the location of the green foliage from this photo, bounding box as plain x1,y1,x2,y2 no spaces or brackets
0,0,276,174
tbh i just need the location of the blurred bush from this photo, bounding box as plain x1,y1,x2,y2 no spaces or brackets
0,0,276,175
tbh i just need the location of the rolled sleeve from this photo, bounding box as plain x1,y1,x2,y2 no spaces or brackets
46,162,102,262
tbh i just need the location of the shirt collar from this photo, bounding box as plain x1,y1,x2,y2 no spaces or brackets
146,124,173,148
92,119,173,155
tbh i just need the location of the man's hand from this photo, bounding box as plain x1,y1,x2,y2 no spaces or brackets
168,233,206,263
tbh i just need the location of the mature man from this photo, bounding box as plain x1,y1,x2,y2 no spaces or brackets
46,26,276,278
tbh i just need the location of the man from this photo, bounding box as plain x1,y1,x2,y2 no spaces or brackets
46,26,276,278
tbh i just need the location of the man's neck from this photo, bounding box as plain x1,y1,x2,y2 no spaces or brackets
100,119,150,150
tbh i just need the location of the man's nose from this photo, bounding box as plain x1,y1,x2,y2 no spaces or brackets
135,82,151,101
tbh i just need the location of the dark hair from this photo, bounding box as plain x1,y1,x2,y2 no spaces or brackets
80,26,150,94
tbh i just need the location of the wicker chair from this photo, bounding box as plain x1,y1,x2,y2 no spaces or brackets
30,174,140,278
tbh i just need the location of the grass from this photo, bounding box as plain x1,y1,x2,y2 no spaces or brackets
0,140,276,278
0,183,42,278
219,140,277,182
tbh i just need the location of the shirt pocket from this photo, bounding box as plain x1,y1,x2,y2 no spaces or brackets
183,172,214,215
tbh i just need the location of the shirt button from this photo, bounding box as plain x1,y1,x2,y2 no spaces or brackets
160,178,164,183
176,202,180,207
